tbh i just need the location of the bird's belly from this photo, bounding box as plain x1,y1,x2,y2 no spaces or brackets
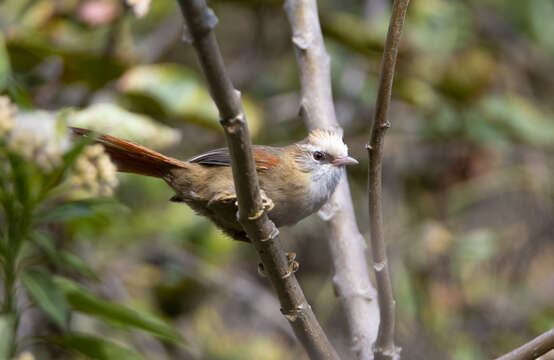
267,191,329,227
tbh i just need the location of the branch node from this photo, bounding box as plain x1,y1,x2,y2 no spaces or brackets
181,6,218,44
281,251,299,279
380,120,391,129
181,25,194,45
351,334,367,354
259,226,280,242
292,33,311,50
220,113,245,134
298,101,310,123
332,275,377,301
373,260,386,272
317,200,339,221
373,344,402,360
281,303,308,322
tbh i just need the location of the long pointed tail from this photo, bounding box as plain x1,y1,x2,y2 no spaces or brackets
70,127,187,178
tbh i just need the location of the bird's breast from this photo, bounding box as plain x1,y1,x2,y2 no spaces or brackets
258,168,328,227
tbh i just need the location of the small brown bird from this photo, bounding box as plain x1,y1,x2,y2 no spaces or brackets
71,128,358,242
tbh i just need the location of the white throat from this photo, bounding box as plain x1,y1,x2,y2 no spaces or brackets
307,165,343,212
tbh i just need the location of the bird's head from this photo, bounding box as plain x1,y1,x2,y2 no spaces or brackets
293,129,358,198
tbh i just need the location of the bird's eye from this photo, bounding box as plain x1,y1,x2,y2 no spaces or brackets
313,151,325,161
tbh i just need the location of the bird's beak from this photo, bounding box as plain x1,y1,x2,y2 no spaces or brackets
332,156,359,166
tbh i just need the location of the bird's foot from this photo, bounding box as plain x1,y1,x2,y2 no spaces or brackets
246,190,275,220
258,252,299,278
260,190,275,212
208,190,236,207
234,190,275,221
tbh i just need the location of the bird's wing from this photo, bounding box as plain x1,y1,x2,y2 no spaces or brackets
188,146,281,170
188,148,231,166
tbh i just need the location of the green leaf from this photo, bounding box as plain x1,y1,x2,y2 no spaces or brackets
37,197,128,224
22,269,69,330
0,314,15,359
7,33,126,91
57,251,100,280
39,202,95,222
66,103,181,150
0,33,11,91
117,64,263,135
32,232,99,280
7,152,32,206
478,95,554,148
54,334,144,360
55,277,185,344
321,12,385,56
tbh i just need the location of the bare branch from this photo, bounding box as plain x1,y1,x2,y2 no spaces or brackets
494,329,554,360
175,0,339,358
284,1,380,359
367,1,410,360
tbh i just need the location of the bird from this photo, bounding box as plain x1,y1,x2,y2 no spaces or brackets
70,127,358,242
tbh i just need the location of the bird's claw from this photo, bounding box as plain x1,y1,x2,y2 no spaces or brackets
260,190,275,212
247,191,275,220
235,190,275,221
208,190,236,207
258,252,299,278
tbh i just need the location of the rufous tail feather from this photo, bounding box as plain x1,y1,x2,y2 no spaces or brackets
70,127,187,178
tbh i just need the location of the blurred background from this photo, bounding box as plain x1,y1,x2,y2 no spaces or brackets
1,0,553,359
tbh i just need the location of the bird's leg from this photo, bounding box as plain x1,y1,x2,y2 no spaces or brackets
258,252,299,278
207,188,237,207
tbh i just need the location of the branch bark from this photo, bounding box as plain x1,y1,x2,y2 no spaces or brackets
284,1,380,360
494,329,554,360
367,1,410,360
175,0,339,359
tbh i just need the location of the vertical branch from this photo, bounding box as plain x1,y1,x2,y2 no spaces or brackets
284,1,380,360
175,0,339,359
367,1,410,360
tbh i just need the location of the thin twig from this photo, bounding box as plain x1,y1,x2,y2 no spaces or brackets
367,1,410,360
175,0,339,359
284,1,379,359
494,329,554,360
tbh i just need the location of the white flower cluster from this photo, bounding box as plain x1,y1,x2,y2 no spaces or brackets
0,95,16,136
126,0,151,17
67,144,118,197
6,111,69,173
0,96,118,198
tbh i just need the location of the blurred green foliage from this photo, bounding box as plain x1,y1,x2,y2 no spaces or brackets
0,0,552,359
0,108,184,359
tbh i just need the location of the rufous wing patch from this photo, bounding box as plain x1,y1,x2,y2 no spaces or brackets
253,149,280,170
